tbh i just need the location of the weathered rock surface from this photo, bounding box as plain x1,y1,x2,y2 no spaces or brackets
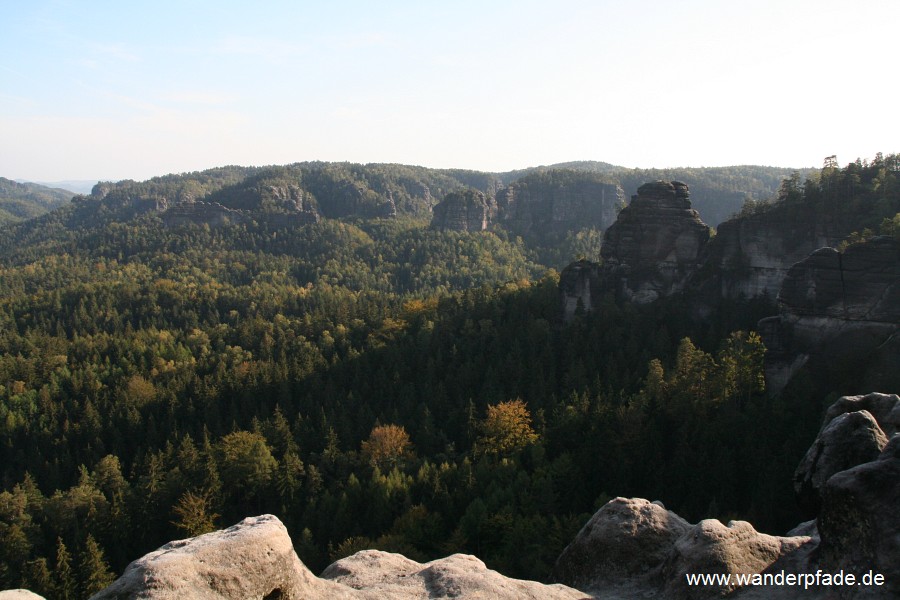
793,410,889,517
553,498,808,599
93,515,587,600
600,181,711,304
822,392,900,437
91,515,354,600
759,237,900,395
701,211,845,301
495,173,624,236
322,550,587,599
430,190,494,232
0,591,46,600
559,259,605,320
816,435,900,597
553,498,691,595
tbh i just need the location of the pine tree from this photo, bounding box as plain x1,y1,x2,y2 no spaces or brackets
78,534,114,596
55,537,77,600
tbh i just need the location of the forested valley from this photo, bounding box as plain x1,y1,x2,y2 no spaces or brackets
1,157,897,599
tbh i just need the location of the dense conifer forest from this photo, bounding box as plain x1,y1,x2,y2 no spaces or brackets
1,157,897,599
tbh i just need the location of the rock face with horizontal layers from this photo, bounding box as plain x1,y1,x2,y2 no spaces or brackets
758,237,900,396
495,173,624,236
430,190,494,232
599,181,711,304
91,515,586,600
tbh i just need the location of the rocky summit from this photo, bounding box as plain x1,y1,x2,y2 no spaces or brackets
559,180,711,313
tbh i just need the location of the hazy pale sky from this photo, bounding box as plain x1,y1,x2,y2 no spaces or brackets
1,0,897,181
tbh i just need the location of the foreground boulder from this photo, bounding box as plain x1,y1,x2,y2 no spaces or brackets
555,393,900,599
92,515,586,600
0,592,45,600
553,499,809,599
818,435,900,596
322,550,587,599
91,515,355,600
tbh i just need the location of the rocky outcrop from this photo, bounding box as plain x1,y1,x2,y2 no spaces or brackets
552,498,691,596
553,498,808,599
91,515,354,600
322,551,586,599
430,190,494,232
793,409,889,517
495,173,624,236
758,237,900,396
554,393,900,599
559,259,605,320
602,180,710,303
818,435,900,595
92,515,586,600
561,181,711,309
160,201,252,227
793,393,898,516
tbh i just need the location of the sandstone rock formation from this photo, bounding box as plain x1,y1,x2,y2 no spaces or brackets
817,435,900,596
558,259,605,320
558,181,711,314
0,591,45,600
322,550,587,600
91,514,354,600
495,173,624,236
793,392,899,517
160,201,252,227
430,190,494,232
600,181,711,304
553,498,809,599
92,515,586,600
758,237,900,395
552,498,691,596
554,393,900,599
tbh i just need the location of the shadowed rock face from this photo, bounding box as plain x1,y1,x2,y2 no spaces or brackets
558,181,712,317
495,178,624,236
430,190,494,232
759,237,900,395
553,393,900,599
600,181,711,304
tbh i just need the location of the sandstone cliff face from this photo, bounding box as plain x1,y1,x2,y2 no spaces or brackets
758,237,900,395
700,211,845,300
430,190,494,232
495,175,624,236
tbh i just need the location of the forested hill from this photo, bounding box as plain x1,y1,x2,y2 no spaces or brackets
0,177,74,225
1,156,889,598
500,161,816,226
2,160,810,233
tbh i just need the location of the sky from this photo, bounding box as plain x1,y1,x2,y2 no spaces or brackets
1,0,897,182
